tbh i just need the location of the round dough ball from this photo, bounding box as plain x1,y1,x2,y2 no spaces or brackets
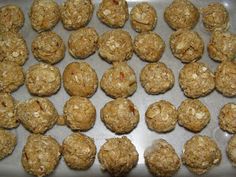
140,62,174,95
0,61,24,93
32,31,65,64
61,0,94,30
182,135,221,175
215,61,236,97
101,98,139,134
63,62,98,97
179,62,215,98
26,63,61,96
144,139,181,177
0,5,24,33
98,29,133,63
130,2,157,33
219,103,236,134
62,132,96,170
97,0,128,28
16,97,58,134
98,136,138,177
63,96,96,131
21,134,61,177
100,62,137,98
164,0,199,30
227,135,236,166
134,32,165,62
0,129,16,160
68,27,98,59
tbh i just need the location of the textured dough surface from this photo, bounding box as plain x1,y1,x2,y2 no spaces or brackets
0,129,16,160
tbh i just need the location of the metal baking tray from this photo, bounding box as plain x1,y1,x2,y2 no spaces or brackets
0,0,235,176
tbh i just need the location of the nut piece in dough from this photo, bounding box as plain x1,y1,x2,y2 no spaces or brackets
164,0,199,30
130,2,157,33
140,62,175,95
68,27,98,59
21,134,61,177
179,62,215,98
97,0,128,28
26,63,61,96
98,29,133,63
62,132,96,170
63,62,98,97
144,139,181,177
227,135,236,166
100,62,137,98
61,0,94,30
134,32,165,62
101,98,139,134
182,135,221,175
63,96,96,131
16,97,58,134
0,129,16,160
98,136,138,177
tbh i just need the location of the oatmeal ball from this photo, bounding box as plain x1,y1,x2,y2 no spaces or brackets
98,136,138,177
0,5,24,33
219,103,236,134
0,31,28,65
98,29,133,63
21,134,61,177
32,31,65,64
144,139,181,177
227,135,236,166
63,62,98,97
0,129,16,160
62,132,96,170
26,63,61,96
130,2,157,33
179,62,215,98
100,62,137,98
140,62,174,95
101,98,139,134
29,0,60,32
182,135,221,175
215,61,236,97
16,97,58,134
164,0,199,30
63,96,96,131
68,27,99,59
61,0,94,30
0,61,24,93
97,0,128,28
134,32,165,62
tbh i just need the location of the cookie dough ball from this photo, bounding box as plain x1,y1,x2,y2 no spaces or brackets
0,129,16,160
182,135,221,175
130,2,157,33
98,136,138,177
227,135,236,166
97,0,128,28
21,134,61,177
0,61,24,93
100,62,137,98
215,61,236,97
164,0,199,30
98,29,133,63
63,62,98,97
179,62,215,98
0,5,24,33
63,96,96,131
140,62,174,95
16,97,58,134
68,27,98,59
32,31,65,64
144,139,181,177
61,0,94,30
26,63,61,96
62,132,96,170
101,98,139,134
134,32,165,62
201,2,229,32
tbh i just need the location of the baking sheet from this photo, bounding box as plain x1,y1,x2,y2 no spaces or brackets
0,0,236,176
